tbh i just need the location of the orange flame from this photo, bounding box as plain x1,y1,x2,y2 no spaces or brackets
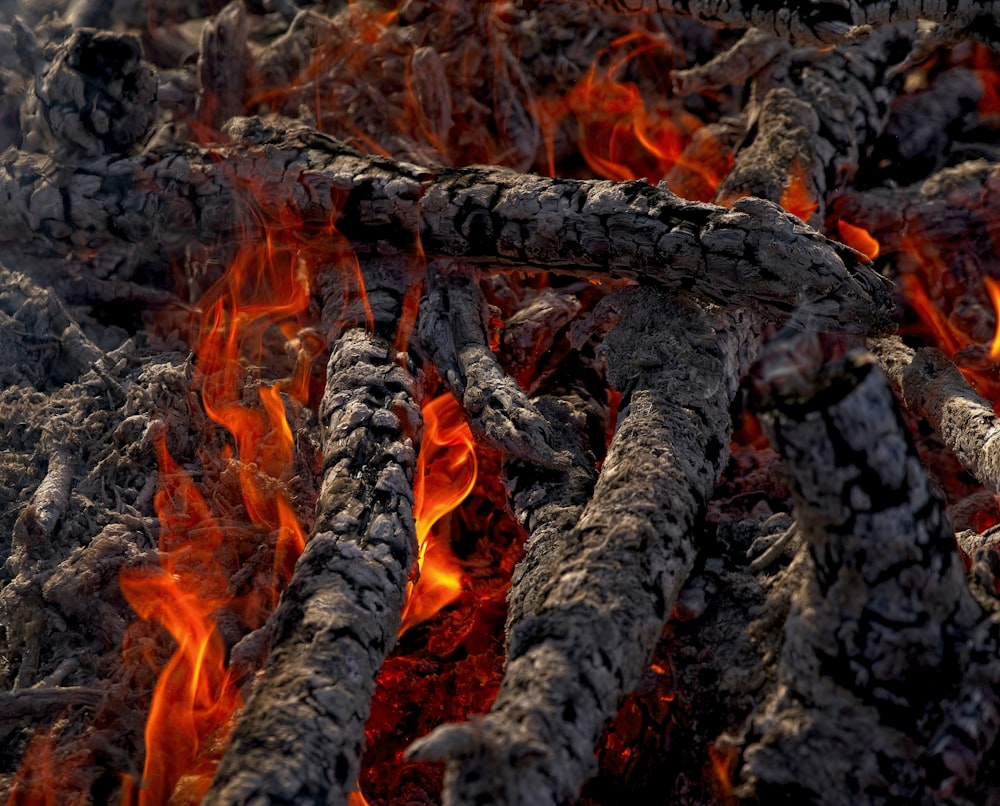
778,160,819,222
836,220,880,260
898,229,1000,405
119,207,337,802
536,32,701,182
5,728,89,806
399,394,477,634
986,277,1000,360
119,435,242,806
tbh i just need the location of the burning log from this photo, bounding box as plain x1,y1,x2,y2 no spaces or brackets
204,253,421,805
206,328,419,805
407,288,757,805
0,122,892,335
871,336,1000,495
4,0,1000,803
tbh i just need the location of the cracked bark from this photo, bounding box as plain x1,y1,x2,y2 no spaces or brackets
870,336,1000,495
406,287,758,805
205,257,421,805
602,0,1000,48
743,342,1000,803
0,122,892,336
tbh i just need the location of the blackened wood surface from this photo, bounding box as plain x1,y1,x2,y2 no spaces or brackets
406,287,757,805
0,122,893,335
416,262,569,467
745,346,999,802
603,0,1000,47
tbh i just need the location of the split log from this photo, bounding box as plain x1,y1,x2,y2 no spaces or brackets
741,339,1000,802
0,121,893,335
406,287,758,805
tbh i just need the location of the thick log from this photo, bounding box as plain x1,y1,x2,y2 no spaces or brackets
0,121,893,335
406,287,758,805
742,342,1000,802
205,250,422,805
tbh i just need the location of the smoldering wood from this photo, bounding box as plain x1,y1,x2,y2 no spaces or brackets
834,160,1000,256
743,343,1000,802
406,287,758,805
205,325,420,806
415,262,570,468
870,335,1000,494
0,121,893,336
205,253,423,805
496,289,612,643
1,1,999,803
711,24,914,219
19,27,157,158
196,0,248,131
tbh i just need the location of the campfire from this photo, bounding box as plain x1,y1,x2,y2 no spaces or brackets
3,1,1000,803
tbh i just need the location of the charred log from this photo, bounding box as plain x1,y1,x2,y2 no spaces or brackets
205,257,422,805
406,287,757,805
0,122,893,335
870,335,1000,495
742,340,1000,803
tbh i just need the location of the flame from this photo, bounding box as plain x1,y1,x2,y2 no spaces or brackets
708,742,739,799
118,203,339,802
536,32,701,182
837,220,880,260
119,434,242,806
778,160,819,222
5,728,88,806
986,277,1000,361
897,228,1000,406
399,394,477,634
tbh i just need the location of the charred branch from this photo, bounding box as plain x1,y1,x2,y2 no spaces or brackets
205,325,420,806
870,336,1000,495
0,122,893,335
416,262,570,468
744,342,1000,802
406,288,758,805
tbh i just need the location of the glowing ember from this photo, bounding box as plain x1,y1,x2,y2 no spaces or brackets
778,160,819,222
399,393,477,634
837,220,880,261
972,44,1000,122
5,729,85,806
